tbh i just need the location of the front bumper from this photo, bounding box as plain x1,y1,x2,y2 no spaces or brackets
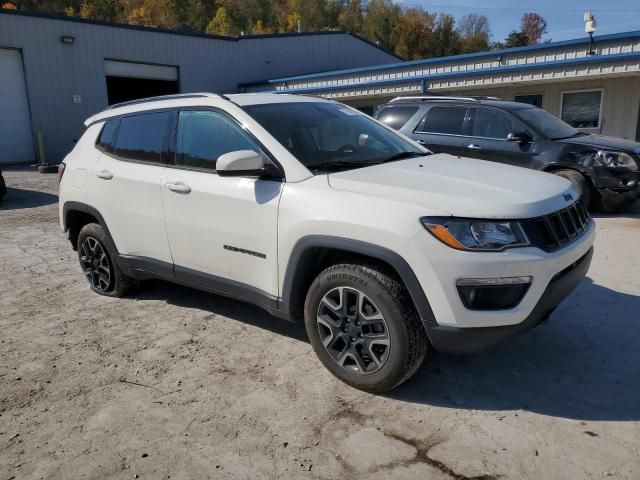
400,219,595,353
425,247,593,354
592,167,640,211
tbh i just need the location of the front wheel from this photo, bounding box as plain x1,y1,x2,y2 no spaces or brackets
304,263,427,393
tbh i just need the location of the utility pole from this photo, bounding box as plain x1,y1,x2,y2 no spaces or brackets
584,12,597,55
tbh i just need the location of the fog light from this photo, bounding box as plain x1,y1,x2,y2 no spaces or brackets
456,276,532,310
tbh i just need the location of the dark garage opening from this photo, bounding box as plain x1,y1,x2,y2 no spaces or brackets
106,75,179,105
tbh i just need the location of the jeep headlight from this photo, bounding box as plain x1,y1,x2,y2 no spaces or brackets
421,218,530,251
579,150,638,171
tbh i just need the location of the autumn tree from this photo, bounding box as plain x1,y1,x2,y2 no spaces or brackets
521,12,547,45
457,13,490,53
337,0,363,32
361,0,401,50
206,6,234,35
394,7,434,60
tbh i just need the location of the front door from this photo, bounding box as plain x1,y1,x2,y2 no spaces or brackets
461,107,536,168
161,109,282,298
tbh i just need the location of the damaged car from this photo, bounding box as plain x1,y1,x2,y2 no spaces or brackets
375,96,640,212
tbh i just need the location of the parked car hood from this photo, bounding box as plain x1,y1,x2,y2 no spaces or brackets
558,134,640,153
327,154,576,219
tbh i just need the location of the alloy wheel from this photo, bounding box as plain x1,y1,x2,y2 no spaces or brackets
80,236,112,292
316,287,390,374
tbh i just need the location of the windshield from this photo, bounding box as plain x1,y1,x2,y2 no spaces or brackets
512,106,580,140
243,102,426,172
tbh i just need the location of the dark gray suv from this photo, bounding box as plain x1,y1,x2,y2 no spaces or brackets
375,96,640,212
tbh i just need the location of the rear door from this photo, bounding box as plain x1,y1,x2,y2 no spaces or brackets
86,111,174,272
461,107,536,167
411,105,468,156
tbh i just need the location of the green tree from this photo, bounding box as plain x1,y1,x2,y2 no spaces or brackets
429,13,461,57
503,30,529,48
206,6,234,36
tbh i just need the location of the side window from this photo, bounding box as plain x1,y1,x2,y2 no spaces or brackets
176,110,261,171
376,106,419,130
469,109,521,139
113,112,171,163
418,107,467,135
96,118,120,153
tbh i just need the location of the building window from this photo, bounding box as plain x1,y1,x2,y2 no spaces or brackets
561,90,603,129
514,94,543,108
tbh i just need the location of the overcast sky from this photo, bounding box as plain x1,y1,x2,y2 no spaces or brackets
403,0,640,42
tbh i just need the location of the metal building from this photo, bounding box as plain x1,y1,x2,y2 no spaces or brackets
0,9,399,165
245,31,640,141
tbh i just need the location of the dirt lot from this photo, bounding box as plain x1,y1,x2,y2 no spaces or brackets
1,167,639,480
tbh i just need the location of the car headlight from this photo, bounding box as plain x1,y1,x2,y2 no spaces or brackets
578,150,638,171
421,217,530,251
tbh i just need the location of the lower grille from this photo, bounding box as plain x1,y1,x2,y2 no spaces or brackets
524,202,590,252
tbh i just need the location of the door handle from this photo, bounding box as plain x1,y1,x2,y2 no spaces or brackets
416,139,427,145
466,144,482,151
166,182,192,194
95,170,113,180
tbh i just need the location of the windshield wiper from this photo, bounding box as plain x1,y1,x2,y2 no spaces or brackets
305,160,373,172
381,151,426,163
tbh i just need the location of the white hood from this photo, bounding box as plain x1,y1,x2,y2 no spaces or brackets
327,154,577,219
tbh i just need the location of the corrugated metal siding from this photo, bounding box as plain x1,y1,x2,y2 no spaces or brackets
0,13,398,163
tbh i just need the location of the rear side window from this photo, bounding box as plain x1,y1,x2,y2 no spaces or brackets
96,118,120,152
176,110,261,171
113,112,171,163
376,106,419,130
418,107,467,135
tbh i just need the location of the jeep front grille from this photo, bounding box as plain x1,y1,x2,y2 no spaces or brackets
524,202,590,252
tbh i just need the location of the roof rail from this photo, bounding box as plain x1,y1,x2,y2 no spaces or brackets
107,92,221,110
389,95,502,103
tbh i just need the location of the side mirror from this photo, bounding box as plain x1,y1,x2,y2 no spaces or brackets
217,150,265,177
507,132,532,143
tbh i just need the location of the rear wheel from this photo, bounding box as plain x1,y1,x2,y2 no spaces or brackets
77,223,136,297
553,169,596,210
304,263,427,393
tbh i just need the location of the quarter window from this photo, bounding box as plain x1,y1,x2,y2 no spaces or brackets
561,90,602,128
418,107,467,135
96,118,120,152
376,106,419,130
469,109,521,139
176,110,261,171
113,112,171,163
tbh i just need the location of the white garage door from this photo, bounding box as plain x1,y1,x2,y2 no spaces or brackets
0,48,35,165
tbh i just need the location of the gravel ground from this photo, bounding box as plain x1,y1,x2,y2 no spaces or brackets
1,167,639,480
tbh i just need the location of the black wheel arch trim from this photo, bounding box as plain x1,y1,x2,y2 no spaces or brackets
62,201,119,253
280,235,439,329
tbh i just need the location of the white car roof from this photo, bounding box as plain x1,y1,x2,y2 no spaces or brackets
84,92,331,126
225,93,331,106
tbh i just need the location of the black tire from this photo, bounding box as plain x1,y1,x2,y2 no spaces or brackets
77,223,136,297
304,263,427,393
553,169,596,210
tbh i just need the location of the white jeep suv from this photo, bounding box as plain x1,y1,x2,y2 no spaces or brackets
59,93,595,392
